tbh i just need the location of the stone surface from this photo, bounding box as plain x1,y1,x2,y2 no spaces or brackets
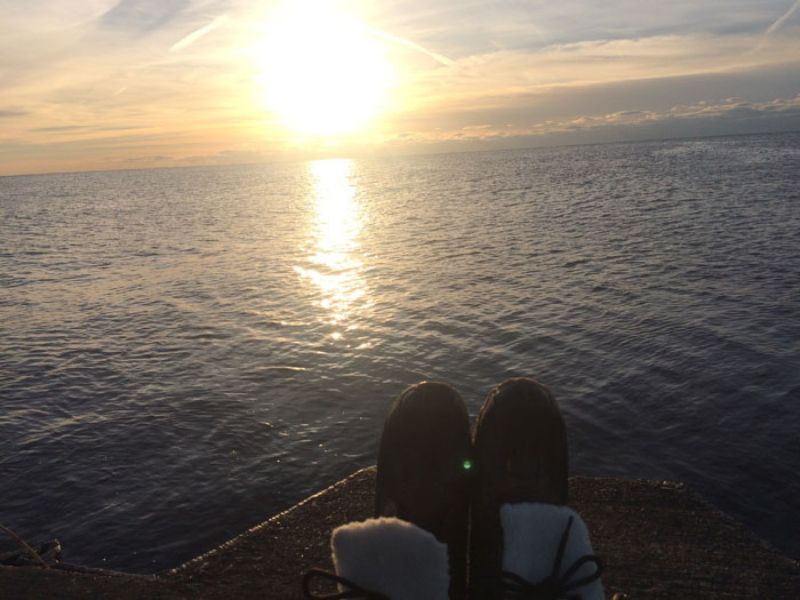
1,469,798,598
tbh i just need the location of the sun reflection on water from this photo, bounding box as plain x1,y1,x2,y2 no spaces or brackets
294,159,370,341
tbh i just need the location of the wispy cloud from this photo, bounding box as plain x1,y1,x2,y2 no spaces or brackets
366,26,454,66
544,95,800,134
766,0,800,34
170,16,227,52
400,33,800,117
383,94,800,150
2,0,800,175
99,0,192,33
0,109,28,118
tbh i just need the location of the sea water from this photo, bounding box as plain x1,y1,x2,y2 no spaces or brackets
1,132,798,571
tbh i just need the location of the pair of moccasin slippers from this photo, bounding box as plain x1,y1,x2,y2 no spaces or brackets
303,378,605,600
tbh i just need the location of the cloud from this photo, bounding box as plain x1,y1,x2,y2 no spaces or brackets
30,125,88,132
31,124,146,133
366,26,454,66
99,0,192,33
766,1,800,34
170,15,227,52
369,0,800,58
0,109,28,118
563,95,800,130
397,30,800,121
2,0,800,174
394,94,800,147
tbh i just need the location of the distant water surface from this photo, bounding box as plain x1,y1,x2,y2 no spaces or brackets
1,133,799,570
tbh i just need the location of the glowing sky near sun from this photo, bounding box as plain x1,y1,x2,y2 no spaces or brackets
1,0,800,175
256,2,394,137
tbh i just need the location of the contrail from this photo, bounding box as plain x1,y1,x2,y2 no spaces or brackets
170,16,226,52
749,0,799,54
766,0,799,35
365,25,454,66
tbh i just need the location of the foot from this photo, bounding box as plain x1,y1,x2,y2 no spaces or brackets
375,381,472,599
500,503,604,600
470,377,569,599
302,517,450,600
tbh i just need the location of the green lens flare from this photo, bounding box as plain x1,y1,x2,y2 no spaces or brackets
462,460,472,471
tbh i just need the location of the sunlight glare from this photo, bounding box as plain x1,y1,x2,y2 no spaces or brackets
294,159,370,338
258,1,394,137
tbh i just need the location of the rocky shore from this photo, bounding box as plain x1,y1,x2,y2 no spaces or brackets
1,468,797,598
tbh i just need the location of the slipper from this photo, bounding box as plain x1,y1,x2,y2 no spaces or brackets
375,381,472,599
500,503,604,600
470,377,569,599
302,517,450,600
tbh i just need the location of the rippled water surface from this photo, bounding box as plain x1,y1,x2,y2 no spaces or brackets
2,133,799,570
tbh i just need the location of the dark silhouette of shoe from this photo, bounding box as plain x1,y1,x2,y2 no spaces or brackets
375,381,473,600
470,377,569,599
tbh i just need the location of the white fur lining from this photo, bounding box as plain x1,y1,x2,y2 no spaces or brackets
331,517,449,600
501,503,604,600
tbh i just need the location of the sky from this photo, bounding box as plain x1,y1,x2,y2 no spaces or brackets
1,0,800,175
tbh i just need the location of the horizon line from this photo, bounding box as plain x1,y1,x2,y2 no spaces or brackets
2,127,799,179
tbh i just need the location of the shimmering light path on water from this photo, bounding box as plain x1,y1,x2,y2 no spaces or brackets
1,133,798,570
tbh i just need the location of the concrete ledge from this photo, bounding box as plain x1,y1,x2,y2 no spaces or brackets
2,468,798,599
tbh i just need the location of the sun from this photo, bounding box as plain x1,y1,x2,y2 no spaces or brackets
257,1,394,137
